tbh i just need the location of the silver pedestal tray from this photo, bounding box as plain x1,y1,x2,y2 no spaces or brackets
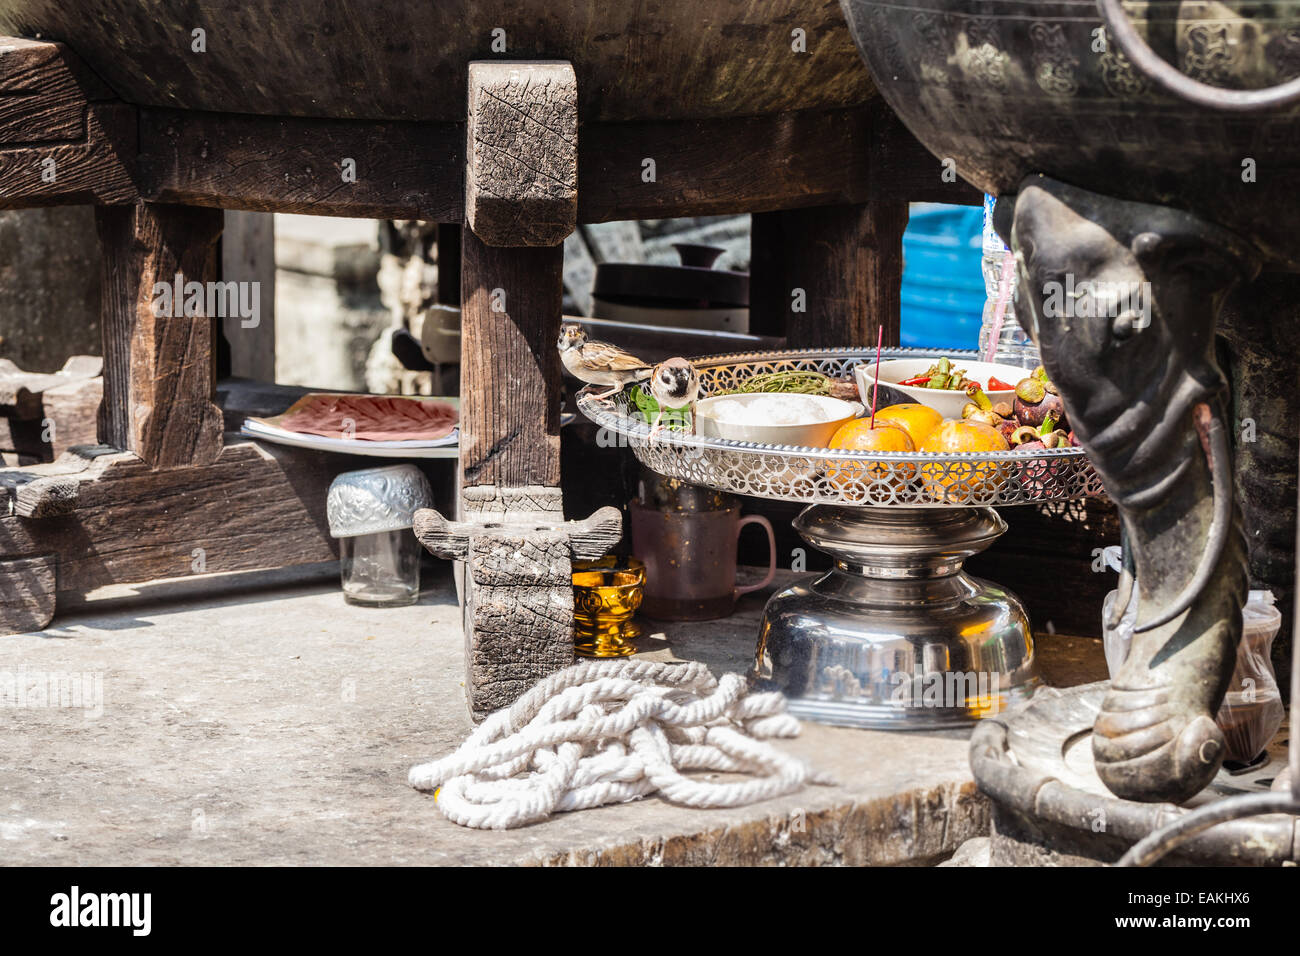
578,348,1106,730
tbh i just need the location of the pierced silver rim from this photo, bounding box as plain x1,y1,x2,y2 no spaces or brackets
576,347,1106,508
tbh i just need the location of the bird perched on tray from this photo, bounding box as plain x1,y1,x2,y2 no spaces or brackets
557,323,652,402
648,357,701,435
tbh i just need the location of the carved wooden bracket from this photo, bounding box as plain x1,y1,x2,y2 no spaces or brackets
414,491,621,721
413,504,622,563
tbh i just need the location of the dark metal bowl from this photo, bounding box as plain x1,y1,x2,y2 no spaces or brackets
840,0,1300,266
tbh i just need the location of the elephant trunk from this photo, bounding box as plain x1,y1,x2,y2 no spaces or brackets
1092,396,1249,803
1005,176,1259,804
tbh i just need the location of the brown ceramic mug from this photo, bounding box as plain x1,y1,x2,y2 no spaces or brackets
629,500,776,621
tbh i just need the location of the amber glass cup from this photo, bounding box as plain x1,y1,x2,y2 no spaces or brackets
571,557,646,658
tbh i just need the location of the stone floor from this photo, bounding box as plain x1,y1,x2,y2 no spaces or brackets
0,564,1108,866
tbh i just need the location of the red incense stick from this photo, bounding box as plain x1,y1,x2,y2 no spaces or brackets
869,325,883,428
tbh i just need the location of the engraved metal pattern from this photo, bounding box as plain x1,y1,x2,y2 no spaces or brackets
327,464,435,538
839,0,1300,268
576,348,1105,508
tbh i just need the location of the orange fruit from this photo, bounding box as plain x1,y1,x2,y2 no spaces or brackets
917,420,1010,501
827,420,914,492
873,403,943,448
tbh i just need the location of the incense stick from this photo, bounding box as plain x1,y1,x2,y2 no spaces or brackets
869,325,883,428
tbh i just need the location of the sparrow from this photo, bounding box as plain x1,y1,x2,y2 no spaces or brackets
557,324,652,402
648,356,701,434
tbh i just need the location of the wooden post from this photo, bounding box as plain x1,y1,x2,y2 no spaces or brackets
220,210,276,382
749,202,909,348
435,223,461,306
414,61,622,720
95,202,224,470
459,231,564,489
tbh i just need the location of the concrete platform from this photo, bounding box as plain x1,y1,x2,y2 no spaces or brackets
0,565,1106,866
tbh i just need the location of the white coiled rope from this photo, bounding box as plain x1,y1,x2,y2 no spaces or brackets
409,659,832,830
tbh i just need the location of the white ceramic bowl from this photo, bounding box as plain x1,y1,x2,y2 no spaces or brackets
694,393,864,447
854,358,1028,421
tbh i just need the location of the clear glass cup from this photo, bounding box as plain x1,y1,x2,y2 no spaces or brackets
339,529,421,607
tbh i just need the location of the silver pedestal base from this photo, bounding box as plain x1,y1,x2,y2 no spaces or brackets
754,505,1041,730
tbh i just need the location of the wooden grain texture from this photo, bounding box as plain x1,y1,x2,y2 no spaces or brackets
464,527,575,719
0,440,365,599
0,37,101,143
137,108,463,220
751,201,908,349
132,104,973,224
465,61,576,247
0,2,872,124
0,553,55,633
0,356,102,461
579,108,870,224
11,474,79,517
96,202,224,470
413,504,621,562
0,36,131,209
459,227,563,488
220,211,276,381
865,101,982,207
0,101,136,209
137,106,875,224
39,375,101,460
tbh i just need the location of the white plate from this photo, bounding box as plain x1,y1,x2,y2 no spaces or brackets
240,420,459,458
695,393,864,447
855,358,1029,420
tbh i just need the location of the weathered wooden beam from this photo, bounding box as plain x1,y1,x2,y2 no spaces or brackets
137,107,463,220
465,61,577,247
865,100,982,207
96,202,224,469
415,487,621,721
0,38,135,208
133,103,975,224
220,210,277,381
578,108,869,223
0,554,55,633
579,105,979,223
751,201,909,349
0,440,370,611
0,37,114,139
459,228,564,488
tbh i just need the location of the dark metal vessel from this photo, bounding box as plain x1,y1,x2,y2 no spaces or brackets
841,0,1300,808
840,0,1300,267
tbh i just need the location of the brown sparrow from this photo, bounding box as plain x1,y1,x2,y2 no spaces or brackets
648,357,701,434
557,324,652,401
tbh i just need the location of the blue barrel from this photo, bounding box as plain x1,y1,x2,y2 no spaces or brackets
900,204,984,350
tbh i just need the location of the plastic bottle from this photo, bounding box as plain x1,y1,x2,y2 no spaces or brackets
978,194,1039,369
